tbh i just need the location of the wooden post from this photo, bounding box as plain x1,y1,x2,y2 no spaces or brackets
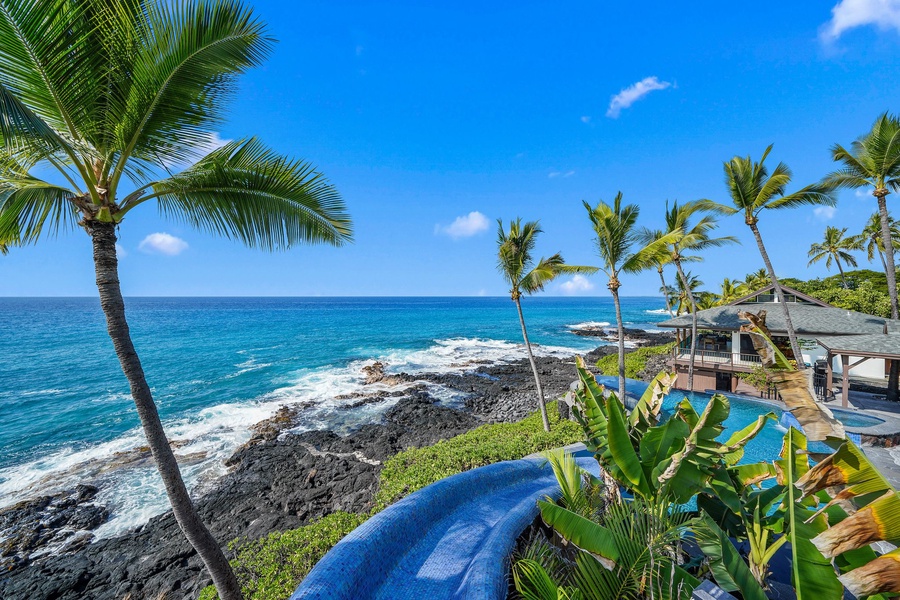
841,354,850,408
825,351,833,398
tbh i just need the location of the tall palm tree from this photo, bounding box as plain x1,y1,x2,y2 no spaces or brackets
807,226,861,288
718,277,745,305
825,113,900,320
584,193,671,401
497,218,596,431
0,2,352,598
661,200,738,390
851,212,900,274
704,145,836,369
825,113,900,402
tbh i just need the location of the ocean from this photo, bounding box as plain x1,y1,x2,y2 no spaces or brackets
0,296,667,537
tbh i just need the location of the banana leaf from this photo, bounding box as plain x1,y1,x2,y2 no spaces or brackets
838,548,900,599
628,370,676,433
777,427,843,599
693,513,768,600
538,500,619,569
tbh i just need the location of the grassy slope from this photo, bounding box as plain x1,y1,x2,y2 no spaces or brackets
200,406,582,600
595,342,675,379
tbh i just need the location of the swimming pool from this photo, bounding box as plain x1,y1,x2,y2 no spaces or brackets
591,376,877,464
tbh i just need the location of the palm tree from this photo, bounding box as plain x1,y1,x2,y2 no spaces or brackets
672,272,704,315
744,268,771,292
718,277,745,305
0,2,352,598
851,212,900,274
661,200,738,390
704,145,836,369
825,113,900,320
584,193,671,401
825,113,900,402
698,291,720,310
807,226,861,288
497,218,596,431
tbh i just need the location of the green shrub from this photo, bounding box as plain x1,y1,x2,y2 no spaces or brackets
198,511,368,600
596,342,675,379
200,404,583,599
374,407,581,510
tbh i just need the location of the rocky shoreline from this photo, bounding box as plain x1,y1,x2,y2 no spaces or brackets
0,337,671,600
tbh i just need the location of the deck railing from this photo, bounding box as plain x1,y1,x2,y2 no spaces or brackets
672,347,762,368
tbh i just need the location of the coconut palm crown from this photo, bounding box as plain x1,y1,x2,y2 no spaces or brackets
807,226,861,288
702,145,835,369
824,113,900,320
851,212,900,273
0,2,352,598
497,218,596,431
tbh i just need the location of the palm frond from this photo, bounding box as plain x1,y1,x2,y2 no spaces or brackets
110,0,275,194
125,138,351,250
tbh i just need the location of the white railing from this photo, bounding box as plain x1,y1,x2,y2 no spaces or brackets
672,347,762,368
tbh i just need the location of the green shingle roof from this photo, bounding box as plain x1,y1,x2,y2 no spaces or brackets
656,302,895,336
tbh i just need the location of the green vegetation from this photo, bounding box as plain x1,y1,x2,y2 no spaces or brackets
518,358,900,600
200,404,581,599
198,512,367,600
374,406,581,510
595,342,675,379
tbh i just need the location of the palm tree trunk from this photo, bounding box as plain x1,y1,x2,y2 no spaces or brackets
877,195,899,320
879,247,889,276
658,268,680,345
658,268,675,318
610,285,627,402
87,221,242,600
876,195,899,402
515,297,550,432
673,260,698,391
748,222,805,370
836,258,849,289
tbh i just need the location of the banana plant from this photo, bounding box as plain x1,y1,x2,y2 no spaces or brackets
695,427,841,599
571,357,771,503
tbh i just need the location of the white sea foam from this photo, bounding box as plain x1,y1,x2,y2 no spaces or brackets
644,308,670,315
566,321,610,330
0,336,583,539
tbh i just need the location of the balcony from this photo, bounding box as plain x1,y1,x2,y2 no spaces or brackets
672,346,762,371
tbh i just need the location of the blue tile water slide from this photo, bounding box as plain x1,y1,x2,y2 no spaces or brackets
290,455,599,600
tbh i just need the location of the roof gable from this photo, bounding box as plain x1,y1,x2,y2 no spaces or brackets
728,284,831,308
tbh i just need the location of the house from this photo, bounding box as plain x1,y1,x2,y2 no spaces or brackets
655,284,899,394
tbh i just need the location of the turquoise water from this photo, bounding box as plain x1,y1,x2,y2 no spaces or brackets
0,296,666,535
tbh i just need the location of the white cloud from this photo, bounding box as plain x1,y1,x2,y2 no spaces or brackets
855,188,872,197
606,76,672,118
115,243,127,258
559,275,595,295
822,0,900,40
436,211,490,239
139,232,189,256
814,206,837,221
580,116,591,123
548,171,561,178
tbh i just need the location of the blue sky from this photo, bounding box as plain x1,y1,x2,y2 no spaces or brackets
3,0,900,297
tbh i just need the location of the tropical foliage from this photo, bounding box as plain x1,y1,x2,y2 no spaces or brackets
515,341,900,599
